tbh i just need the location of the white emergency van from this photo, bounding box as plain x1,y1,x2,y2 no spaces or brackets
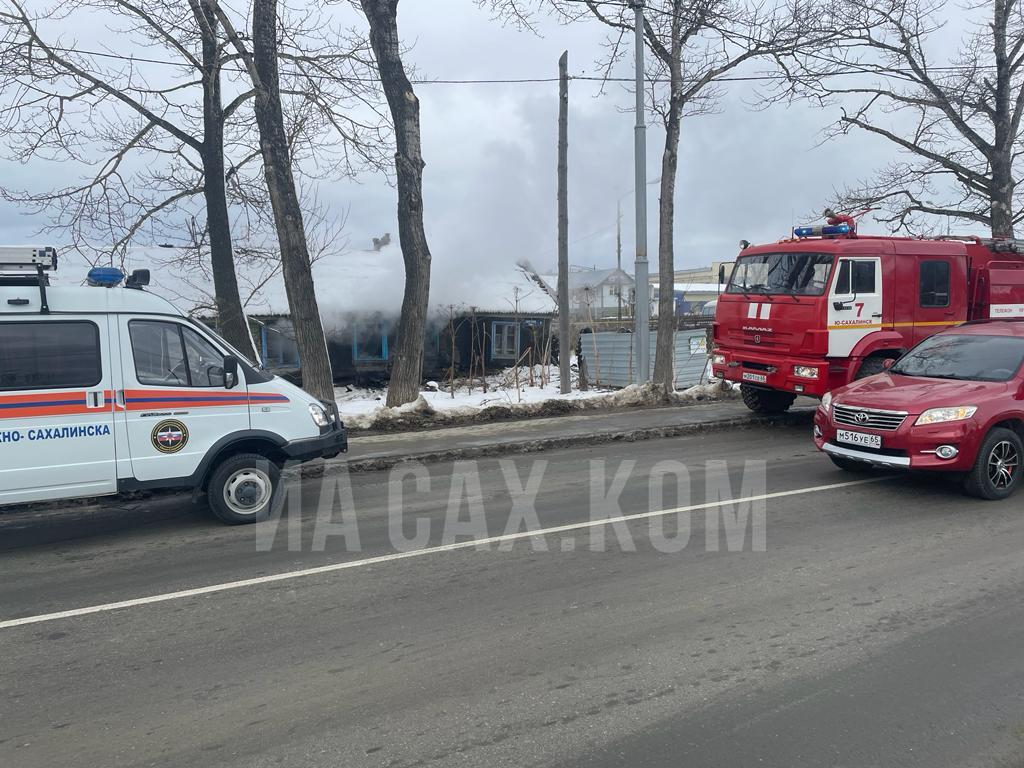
0,247,347,524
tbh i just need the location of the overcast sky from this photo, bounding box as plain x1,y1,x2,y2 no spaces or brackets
0,0,955,308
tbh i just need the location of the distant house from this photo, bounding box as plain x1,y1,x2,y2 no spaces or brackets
538,267,635,321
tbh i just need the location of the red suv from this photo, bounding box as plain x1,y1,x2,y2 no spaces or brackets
813,320,1024,499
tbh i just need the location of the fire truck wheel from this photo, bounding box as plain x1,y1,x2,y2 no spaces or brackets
829,455,873,473
740,385,796,414
964,428,1023,501
207,453,281,525
855,356,891,380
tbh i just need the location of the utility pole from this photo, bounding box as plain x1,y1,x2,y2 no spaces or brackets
616,200,622,323
631,0,650,384
557,51,572,394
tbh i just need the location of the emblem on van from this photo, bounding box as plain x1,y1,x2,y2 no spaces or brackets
152,419,189,454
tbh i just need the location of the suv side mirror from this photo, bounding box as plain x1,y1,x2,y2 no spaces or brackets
223,355,239,389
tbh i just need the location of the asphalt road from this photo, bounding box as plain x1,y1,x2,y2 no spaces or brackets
3,416,1024,767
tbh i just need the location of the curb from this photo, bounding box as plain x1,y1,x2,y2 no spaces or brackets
314,409,814,476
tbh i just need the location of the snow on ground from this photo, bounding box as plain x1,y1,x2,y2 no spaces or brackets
336,359,736,431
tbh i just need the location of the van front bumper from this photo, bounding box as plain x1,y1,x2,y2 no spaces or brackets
284,404,348,461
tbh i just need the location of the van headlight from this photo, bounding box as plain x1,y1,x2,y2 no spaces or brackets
308,403,331,427
820,391,833,410
915,406,977,425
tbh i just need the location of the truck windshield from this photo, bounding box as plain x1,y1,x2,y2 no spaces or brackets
726,252,834,296
891,334,1024,382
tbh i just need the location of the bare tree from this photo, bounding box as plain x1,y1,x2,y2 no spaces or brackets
0,0,260,358
778,0,1024,237
481,0,816,389
1,0,387,373
214,0,338,402
359,0,433,408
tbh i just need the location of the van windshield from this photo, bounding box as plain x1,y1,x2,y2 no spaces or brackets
891,334,1024,382
190,317,268,373
726,252,834,296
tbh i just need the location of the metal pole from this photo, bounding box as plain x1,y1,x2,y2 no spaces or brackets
632,0,650,384
557,51,572,394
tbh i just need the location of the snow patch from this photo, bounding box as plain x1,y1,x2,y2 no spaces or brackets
337,362,735,431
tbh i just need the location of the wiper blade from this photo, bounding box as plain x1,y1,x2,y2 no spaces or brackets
746,284,775,299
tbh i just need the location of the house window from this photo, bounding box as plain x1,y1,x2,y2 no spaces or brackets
492,321,519,360
353,325,388,361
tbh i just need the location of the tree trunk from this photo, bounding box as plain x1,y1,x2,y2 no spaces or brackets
990,0,1016,239
197,0,258,362
652,105,682,390
251,0,335,402
361,0,432,408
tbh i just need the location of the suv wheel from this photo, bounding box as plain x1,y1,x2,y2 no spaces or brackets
207,453,281,524
740,384,796,414
964,427,1022,500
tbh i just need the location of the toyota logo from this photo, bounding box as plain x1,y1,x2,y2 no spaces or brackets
854,411,869,424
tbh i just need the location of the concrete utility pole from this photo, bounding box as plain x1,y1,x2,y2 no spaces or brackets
616,200,622,323
557,51,572,394
631,0,650,384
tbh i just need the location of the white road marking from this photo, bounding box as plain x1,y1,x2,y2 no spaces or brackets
0,477,886,630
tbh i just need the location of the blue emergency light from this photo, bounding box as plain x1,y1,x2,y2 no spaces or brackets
87,267,125,287
793,223,851,238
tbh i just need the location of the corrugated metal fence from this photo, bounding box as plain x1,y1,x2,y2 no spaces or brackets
579,330,710,389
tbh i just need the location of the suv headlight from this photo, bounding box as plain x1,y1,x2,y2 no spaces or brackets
820,391,833,410
308,403,331,427
915,406,977,425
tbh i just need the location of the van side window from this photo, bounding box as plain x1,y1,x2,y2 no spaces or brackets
920,260,950,307
833,260,875,295
0,321,101,391
130,321,225,388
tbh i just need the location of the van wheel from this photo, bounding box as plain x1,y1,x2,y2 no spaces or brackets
207,453,281,525
964,428,1023,500
740,385,796,414
829,455,873,473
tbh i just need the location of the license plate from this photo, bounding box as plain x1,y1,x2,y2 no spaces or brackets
836,429,882,450
742,372,767,383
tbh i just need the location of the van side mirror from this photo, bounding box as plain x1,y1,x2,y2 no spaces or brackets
223,355,239,389
882,358,895,370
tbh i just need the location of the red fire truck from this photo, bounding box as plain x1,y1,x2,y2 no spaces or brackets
710,214,1024,413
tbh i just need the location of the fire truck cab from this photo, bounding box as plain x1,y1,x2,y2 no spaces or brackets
711,219,1024,413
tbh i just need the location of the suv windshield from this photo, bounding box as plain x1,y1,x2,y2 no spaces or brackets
726,252,834,296
891,334,1024,382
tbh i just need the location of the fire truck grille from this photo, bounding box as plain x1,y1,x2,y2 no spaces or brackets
833,405,907,431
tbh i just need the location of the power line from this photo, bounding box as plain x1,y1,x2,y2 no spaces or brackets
35,42,1013,91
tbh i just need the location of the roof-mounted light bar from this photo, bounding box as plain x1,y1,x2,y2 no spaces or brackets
793,223,851,238
0,246,58,273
